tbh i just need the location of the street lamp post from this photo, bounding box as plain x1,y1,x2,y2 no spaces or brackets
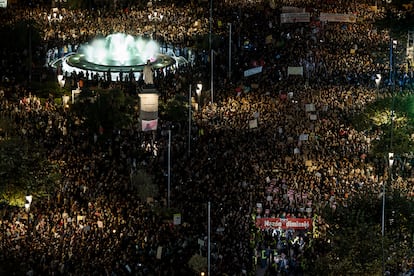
382,36,396,276
54,0,67,9
168,129,171,208
25,195,32,212
148,11,163,40
209,0,214,104
382,153,393,274
25,195,32,238
208,201,211,276
47,8,64,25
188,83,202,158
375,74,381,100
188,84,192,157
210,50,214,104
196,83,203,111
228,23,232,80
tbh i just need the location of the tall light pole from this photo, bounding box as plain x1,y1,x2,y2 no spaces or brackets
210,51,214,104
188,84,192,157
168,129,171,208
207,201,211,276
196,83,203,110
209,0,214,104
375,74,381,100
25,195,32,238
382,152,393,275
189,82,202,165
28,11,32,84
382,37,396,276
228,23,232,80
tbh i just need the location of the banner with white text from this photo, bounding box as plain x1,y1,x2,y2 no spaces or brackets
256,217,312,230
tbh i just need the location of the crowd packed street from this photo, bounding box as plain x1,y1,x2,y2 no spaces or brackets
1,0,414,275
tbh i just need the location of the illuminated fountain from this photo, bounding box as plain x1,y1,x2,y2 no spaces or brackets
54,33,179,80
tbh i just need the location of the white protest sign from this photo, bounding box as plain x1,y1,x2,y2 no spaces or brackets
156,246,163,259
97,221,104,228
305,104,315,112
288,66,304,76
173,213,181,225
249,119,258,129
244,66,263,77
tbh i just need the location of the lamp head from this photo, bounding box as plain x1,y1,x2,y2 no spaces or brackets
375,74,381,86
25,195,33,204
389,152,394,167
196,83,203,96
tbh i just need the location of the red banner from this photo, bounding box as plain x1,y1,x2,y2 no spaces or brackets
256,218,312,230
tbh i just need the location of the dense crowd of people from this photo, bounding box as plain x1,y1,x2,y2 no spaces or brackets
1,0,414,275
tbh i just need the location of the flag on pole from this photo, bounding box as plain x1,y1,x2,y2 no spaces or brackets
142,119,158,131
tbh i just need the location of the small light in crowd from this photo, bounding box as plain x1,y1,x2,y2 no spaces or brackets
201,272,205,276
113,229,116,233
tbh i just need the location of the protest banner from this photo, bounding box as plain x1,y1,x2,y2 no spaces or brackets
319,13,357,23
142,119,158,131
288,66,304,76
244,66,263,77
256,217,312,230
280,13,310,23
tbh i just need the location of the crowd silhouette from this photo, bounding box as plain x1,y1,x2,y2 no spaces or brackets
1,0,414,275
